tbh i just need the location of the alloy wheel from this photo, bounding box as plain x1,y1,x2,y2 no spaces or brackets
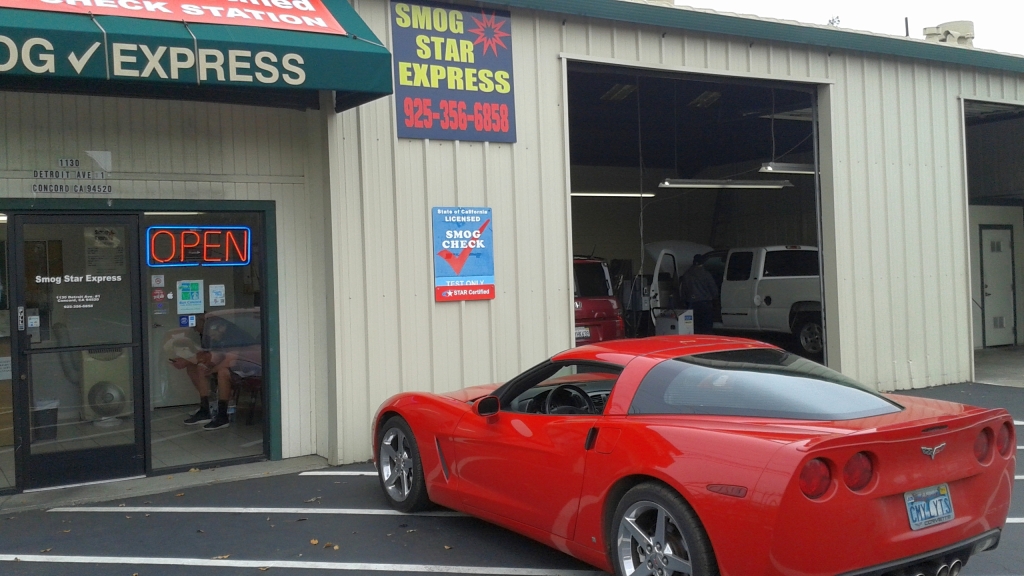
379,427,414,502
799,322,823,355
616,500,694,576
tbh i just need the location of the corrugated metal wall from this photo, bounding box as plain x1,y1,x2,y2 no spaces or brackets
0,91,330,459
332,0,1024,463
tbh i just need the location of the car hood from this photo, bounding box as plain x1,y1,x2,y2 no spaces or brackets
440,383,502,403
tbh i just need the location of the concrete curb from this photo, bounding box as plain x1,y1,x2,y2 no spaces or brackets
0,455,328,514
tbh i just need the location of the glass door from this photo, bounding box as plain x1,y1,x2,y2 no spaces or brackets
12,215,144,489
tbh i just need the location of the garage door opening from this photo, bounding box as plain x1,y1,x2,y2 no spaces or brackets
964,99,1024,386
567,63,826,360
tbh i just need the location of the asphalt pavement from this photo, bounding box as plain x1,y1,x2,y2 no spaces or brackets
0,382,1018,576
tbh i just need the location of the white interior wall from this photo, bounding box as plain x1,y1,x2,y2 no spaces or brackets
0,90,331,460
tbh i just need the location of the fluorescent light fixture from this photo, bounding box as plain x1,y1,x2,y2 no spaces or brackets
571,192,656,198
600,84,638,102
759,162,816,175
0,215,7,223
659,179,793,189
688,91,721,108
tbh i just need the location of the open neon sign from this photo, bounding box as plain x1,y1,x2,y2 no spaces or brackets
147,226,251,267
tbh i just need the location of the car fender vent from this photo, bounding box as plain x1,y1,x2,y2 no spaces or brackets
435,438,451,481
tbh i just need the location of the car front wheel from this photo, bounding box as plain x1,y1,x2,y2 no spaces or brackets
610,483,719,576
377,416,431,513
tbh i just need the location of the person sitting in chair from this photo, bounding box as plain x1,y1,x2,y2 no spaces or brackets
171,313,259,430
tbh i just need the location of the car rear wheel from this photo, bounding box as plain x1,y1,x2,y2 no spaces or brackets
610,483,719,576
794,315,824,356
377,416,431,513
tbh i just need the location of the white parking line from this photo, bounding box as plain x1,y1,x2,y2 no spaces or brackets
299,471,376,476
48,506,465,517
0,555,604,575
1016,421,1024,426
1017,476,1024,481
1008,518,1023,524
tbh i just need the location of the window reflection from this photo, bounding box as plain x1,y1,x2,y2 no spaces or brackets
145,213,264,469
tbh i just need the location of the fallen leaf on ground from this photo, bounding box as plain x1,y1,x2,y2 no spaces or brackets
145,514,150,517
197,530,205,534
175,493,184,497
295,518,308,522
323,543,334,548
212,554,231,559
118,504,125,507
189,468,200,473
40,549,51,553
61,530,70,533
444,545,452,550
333,545,339,550
259,569,270,572
407,529,416,533
303,497,320,503
310,539,319,545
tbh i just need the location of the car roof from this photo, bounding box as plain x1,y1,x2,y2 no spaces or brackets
552,335,778,364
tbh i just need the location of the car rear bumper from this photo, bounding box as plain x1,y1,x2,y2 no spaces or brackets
838,528,1001,576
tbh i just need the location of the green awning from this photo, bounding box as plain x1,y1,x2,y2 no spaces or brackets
0,0,392,110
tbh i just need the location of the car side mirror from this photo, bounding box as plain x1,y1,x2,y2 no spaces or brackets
475,396,500,417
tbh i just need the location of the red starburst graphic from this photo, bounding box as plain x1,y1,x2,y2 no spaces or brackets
469,12,510,57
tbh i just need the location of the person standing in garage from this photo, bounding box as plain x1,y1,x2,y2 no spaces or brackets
679,254,719,334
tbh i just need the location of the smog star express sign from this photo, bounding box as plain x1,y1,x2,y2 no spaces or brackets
0,0,346,35
432,207,494,302
391,1,516,142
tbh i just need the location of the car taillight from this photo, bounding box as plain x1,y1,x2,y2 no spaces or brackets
974,428,993,463
843,452,873,491
799,458,831,499
996,422,1014,457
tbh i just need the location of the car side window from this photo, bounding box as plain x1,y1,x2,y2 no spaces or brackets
762,250,819,278
725,252,753,281
507,363,621,416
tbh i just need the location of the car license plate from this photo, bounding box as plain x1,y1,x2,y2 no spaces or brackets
575,326,591,341
904,483,955,530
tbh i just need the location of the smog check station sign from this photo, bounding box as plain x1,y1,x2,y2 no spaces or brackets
432,207,494,302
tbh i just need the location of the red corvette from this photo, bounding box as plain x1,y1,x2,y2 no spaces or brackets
372,336,1015,576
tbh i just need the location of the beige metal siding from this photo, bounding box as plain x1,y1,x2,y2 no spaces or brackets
334,0,1024,463
0,91,330,459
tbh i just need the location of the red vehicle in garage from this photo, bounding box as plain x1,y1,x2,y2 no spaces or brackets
573,256,624,345
373,336,1015,576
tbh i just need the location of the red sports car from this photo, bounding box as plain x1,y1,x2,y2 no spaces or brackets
372,336,1015,576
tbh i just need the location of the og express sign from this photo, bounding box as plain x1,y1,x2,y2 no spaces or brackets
432,207,494,302
391,1,516,143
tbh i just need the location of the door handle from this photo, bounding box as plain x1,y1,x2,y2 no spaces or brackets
584,427,599,451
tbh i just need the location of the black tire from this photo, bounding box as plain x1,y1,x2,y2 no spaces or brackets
794,314,824,356
376,416,432,513
608,483,719,576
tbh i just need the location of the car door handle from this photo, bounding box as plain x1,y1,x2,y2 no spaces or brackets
584,427,599,451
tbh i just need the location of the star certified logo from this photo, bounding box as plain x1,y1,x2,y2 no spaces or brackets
921,443,946,459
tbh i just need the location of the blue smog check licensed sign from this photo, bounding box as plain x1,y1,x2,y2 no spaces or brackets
432,206,494,302
391,1,516,142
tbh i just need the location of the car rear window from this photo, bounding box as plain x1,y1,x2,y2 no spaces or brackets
575,262,610,297
628,349,901,420
762,250,819,277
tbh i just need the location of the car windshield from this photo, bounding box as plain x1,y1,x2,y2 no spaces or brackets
575,262,609,297
628,348,902,420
